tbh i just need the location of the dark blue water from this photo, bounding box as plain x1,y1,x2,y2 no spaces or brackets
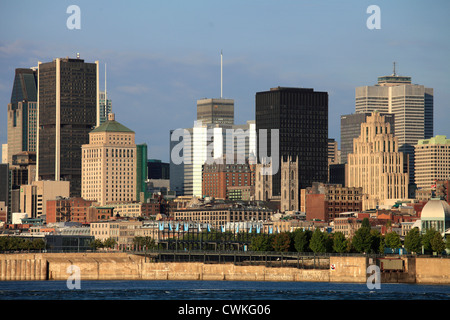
0,280,449,300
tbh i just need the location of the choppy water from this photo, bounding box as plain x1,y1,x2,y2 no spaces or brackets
0,280,449,300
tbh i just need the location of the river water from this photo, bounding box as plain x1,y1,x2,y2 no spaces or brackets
0,280,449,300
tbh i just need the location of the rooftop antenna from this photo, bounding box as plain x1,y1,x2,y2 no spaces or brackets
393,61,397,76
105,63,107,103
220,50,223,98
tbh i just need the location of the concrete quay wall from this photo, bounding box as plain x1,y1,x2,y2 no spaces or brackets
1,253,449,284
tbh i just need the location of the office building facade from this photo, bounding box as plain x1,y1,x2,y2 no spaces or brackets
415,135,450,190
37,57,99,197
255,87,328,203
81,113,137,206
355,71,433,182
340,112,395,165
7,68,38,164
347,112,409,210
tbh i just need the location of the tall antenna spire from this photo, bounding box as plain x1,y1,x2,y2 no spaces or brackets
220,50,223,98
393,61,397,76
105,63,107,102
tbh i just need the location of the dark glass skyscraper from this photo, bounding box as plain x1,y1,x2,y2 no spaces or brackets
7,68,38,164
37,57,98,197
255,87,328,200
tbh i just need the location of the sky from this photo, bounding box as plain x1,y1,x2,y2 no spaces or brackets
1,0,449,163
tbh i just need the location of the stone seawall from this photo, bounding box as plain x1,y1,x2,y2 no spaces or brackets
1,253,449,284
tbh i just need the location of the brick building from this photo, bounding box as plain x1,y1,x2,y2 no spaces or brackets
202,159,255,200
302,183,362,222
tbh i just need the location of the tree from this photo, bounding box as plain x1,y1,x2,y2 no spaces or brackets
133,236,156,250
332,232,348,253
250,235,272,251
404,227,422,254
272,233,291,252
430,233,446,255
370,229,384,254
385,231,402,251
351,226,373,253
309,229,328,253
103,237,117,249
422,228,440,254
90,239,104,250
294,229,312,253
361,218,371,229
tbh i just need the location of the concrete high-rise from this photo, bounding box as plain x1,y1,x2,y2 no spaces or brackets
340,112,395,165
347,112,409,210
415,135,450,191
7,68,38,164
37,57,99,197
255,86,328,205
171,96,256,198
81,113,136,206
355,68,433,182
196,98,234,125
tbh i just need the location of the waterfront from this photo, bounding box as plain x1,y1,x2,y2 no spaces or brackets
0,280,449,300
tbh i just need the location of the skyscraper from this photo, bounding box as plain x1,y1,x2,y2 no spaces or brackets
415,135,450,190
37,57,98,197
347,112,409,210
81,113,136,206
340,112,395,165
196,98,234,125
255,87,328,204
7,68,38,164
355,68,433,182
98,91,112,126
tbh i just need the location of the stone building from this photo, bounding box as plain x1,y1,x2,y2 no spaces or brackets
81,113,137,206
347,112,409,210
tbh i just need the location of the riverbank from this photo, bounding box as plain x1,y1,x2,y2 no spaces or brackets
0,253,449,284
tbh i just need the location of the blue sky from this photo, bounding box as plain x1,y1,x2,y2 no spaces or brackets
1,0,449,162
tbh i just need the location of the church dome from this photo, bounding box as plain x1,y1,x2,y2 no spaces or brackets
421,199,450,220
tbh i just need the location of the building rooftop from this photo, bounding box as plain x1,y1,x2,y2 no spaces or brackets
421,199,450,220
90,113,134,133
417,135,450,145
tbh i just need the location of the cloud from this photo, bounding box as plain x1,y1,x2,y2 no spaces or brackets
0,40,27,56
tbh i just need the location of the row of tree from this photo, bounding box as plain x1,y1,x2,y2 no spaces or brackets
250,219,449,255
0,237,46,251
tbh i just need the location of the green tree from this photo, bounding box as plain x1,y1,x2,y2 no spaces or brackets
332,232,348,253
422,228,440,254
294,229,312,253
250,235,272,251
361,218,371,229
430,233,446,255
133,236,156,250
272,233,291,252
385,231,402,251
31,239,46,251
103,237,117,249
370,230,384,254
309,229,331,253
352,226,373,253
90,239,104,250
404,227,422,254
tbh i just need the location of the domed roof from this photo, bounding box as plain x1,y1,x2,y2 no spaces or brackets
421,199,450,220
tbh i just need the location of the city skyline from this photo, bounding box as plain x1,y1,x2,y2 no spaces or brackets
1,1,449,163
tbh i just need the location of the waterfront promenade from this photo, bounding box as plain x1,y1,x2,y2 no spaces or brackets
0,251,449,284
